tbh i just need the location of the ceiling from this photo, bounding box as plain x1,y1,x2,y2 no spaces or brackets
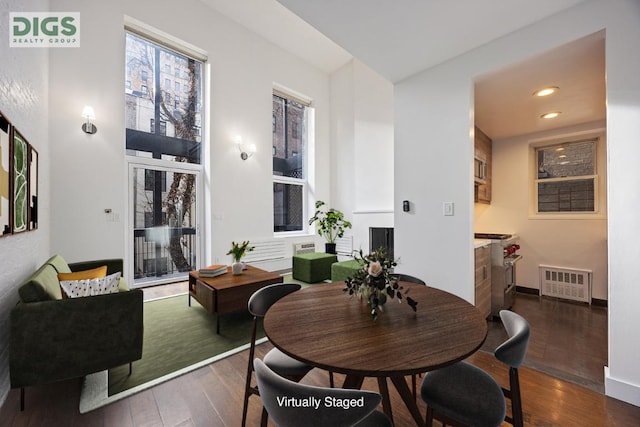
200,0,605,140
474,31,605,140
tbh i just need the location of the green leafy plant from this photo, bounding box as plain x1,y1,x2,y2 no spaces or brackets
308,200,352,244
343,247,418,320
226,240,255,263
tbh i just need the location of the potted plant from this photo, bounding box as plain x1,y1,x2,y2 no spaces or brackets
308,200,352,254
227,240,255,275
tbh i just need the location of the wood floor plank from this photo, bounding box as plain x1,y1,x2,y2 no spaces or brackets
153,378,193,427
128,389,163,427
175,370,222,427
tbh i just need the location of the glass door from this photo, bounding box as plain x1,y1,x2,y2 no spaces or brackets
130,162,201,287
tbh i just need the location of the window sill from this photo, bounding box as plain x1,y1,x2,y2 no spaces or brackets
528,212,607,220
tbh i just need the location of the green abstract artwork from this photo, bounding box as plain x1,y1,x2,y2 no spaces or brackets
13,130,28,232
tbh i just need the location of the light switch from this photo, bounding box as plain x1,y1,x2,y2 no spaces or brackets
443,202,454,216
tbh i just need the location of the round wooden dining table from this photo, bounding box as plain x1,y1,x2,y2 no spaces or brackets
263,282,487,427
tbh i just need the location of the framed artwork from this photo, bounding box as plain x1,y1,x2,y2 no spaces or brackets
29,145,38,229
12,128,29,233
0,113,11,236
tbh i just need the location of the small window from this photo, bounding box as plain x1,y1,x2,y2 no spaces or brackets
141,70,148,81
534,138,597,213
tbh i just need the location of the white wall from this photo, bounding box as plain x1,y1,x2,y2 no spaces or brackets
330,60,394,255
0,0,51,406
47,0,334,272
475,121,608,300
395,0,640,406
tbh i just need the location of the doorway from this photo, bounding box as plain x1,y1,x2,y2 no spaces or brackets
473,31,607,388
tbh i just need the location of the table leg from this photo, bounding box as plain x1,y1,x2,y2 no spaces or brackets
377,377,394,425
342,375,365,390
390,375,425,427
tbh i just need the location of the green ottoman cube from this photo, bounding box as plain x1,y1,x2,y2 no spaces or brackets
331,259,365,282
292,253,338,283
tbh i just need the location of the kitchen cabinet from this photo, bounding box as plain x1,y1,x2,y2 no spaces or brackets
474,126,492,204
474,242,492,319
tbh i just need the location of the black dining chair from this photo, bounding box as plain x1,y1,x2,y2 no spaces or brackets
420,310,531,427
241,283,313,427
254,358,392,427
390,273,426,286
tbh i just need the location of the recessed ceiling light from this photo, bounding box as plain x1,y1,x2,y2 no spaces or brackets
541,111,561,119
533,86,559,97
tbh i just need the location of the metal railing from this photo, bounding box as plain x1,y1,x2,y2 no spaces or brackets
133,227,196,282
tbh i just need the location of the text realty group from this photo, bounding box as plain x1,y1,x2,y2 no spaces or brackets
10,12,80,47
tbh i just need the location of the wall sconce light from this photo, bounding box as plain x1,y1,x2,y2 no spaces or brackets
81,105,97,134
233,135,256,160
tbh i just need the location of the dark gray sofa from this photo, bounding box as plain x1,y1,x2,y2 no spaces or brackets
10,255,144,409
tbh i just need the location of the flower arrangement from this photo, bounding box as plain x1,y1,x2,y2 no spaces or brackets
343,247,418,320
226,240,255,263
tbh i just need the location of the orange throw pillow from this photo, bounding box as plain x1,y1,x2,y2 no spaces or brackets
58,266,107,298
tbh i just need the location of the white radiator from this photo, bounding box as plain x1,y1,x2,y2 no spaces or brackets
242,239,286,264
539,265,591,303
293,242,316,255
335,235,354,256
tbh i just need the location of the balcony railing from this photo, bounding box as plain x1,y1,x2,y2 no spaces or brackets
133,226,196,285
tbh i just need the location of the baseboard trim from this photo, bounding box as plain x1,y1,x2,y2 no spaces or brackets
515,286,608,307
516,286,539,296
604,366,640,406
592,298,608,308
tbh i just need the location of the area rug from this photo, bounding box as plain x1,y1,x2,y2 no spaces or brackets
79,293,266,413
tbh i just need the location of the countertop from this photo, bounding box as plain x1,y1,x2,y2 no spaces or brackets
474,239,492,249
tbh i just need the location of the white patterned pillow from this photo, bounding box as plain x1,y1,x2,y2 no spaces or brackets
60,272,122,298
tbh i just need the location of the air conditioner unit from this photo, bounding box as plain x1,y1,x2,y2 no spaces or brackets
293,242,316,255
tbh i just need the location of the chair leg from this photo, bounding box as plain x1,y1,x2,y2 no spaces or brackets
509,367,524,427
242,319,259,427
425,405,434,427
329,371,335,388
128,362,133,376
20,387,25,412
260,406,269,427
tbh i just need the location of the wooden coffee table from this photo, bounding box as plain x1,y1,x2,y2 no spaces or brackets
188,265,283,334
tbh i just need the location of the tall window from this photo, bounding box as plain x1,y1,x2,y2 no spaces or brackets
272,91,310,233
535,138,598,213
125,29,205,285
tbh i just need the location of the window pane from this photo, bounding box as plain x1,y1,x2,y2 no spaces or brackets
538,179,595,212
133,166,198,281
273,182,303,232
125,32,203,164
272,95,305,179
537,140,595,179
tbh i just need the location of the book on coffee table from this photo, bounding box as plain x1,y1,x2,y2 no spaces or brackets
199,264,228,277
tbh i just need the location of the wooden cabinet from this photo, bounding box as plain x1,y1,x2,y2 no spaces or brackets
474,126,492,204
474,244,492,319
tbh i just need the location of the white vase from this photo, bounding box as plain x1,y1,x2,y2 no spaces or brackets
232,262,243,275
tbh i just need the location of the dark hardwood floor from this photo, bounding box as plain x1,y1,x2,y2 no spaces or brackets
2,288,638,426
